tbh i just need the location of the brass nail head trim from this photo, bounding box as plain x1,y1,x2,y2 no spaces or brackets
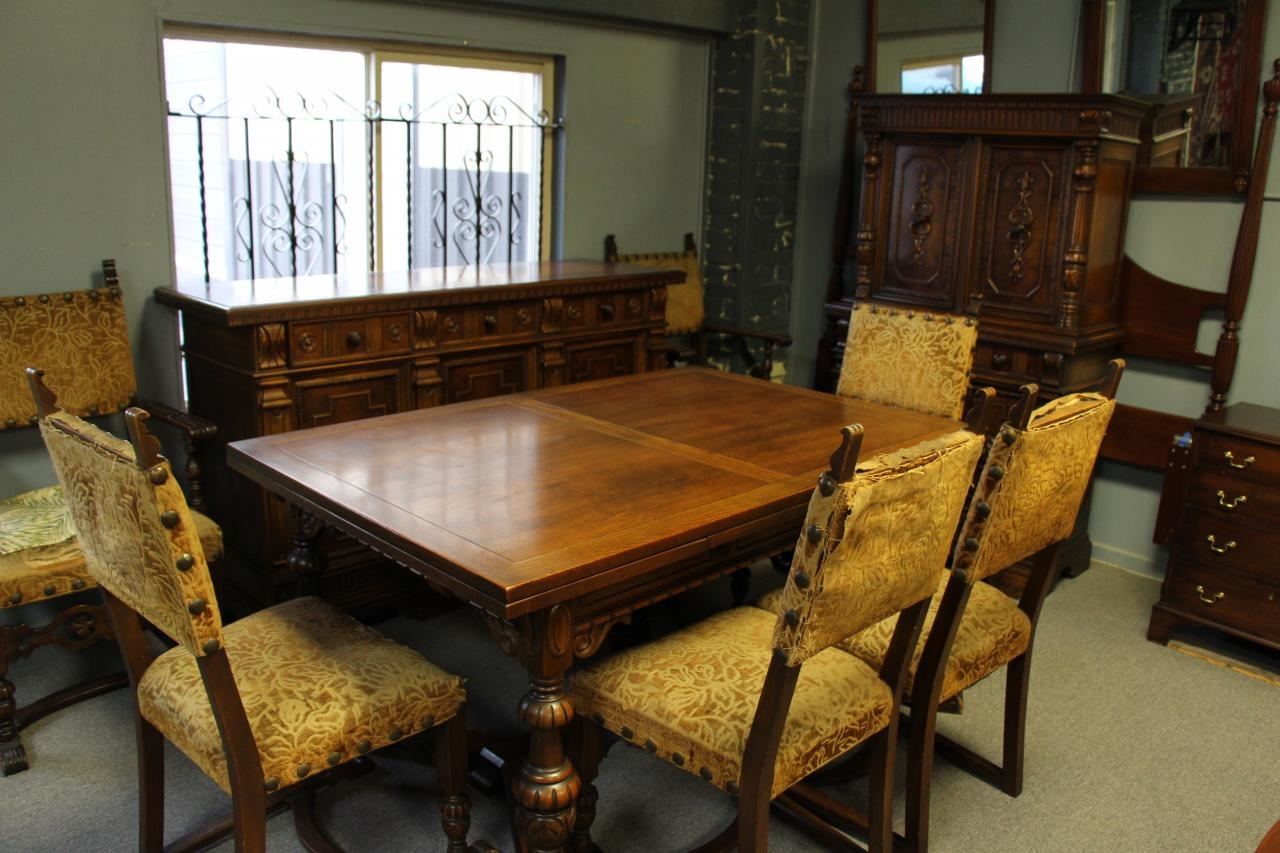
160,510,180,528
72,579,87,590
700,767,713,781
1000,427,1017,445
176,553,195,571
726,781,740,796
356,740,372,754
422,715,435,730
784,609,800,627
806,524,822,545
389,727,403,741
9,592,22,605
188,598,207,615
327,752,342,766
264,777,280,792
793,571,811,590
964,537,979,552
988,465,1005,481
43,585,56,597
296,763,311,778
149,467,169,485
621,726,635,740
817,472,836,496
202,638,220,654
644,739,657,753
672,752,685,766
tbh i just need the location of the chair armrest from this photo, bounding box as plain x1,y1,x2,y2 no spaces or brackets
134,399,218,445
700,324,793,348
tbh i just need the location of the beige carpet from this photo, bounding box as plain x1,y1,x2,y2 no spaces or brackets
2,562,1277,852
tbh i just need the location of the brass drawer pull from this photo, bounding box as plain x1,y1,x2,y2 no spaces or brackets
346,331,363,347
1194,585,1225,605
1223,451,1254,469
1215,490,1247,510
1206,534,1236,554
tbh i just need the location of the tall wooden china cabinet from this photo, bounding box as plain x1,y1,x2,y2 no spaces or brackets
822,95,1145,425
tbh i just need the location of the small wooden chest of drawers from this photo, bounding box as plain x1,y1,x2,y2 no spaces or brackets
1149,403,1280,650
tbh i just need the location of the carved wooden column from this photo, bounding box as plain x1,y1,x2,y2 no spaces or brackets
510,604,580,852
286,509,327,598
853,127,883,301
1060,135,1101,332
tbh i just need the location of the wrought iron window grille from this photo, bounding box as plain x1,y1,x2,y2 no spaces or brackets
168,88,564,283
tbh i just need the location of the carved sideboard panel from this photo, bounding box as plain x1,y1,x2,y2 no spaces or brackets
156,262,677,614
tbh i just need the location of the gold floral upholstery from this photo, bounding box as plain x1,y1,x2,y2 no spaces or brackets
0,485,77,554
757,575,1031,701
38,410,223,656
772,430,985,665
965,394,1115,583
571,607,893,798
137,595,465,794
0,287,136,429
0,492,221,609
611,248,704,335
836,303,978,420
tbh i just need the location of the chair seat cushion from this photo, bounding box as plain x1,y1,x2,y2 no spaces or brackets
571,607,893,799
136,596,465,793
756,574,1031,701
0,485,223,608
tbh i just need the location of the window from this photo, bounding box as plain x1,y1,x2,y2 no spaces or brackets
163,29,559,282
901,54,985,94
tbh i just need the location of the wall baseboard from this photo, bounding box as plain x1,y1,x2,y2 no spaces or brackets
1091,541,1165,579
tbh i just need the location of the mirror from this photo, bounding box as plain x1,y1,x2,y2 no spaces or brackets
868,0,994,94
1083,0,1268,193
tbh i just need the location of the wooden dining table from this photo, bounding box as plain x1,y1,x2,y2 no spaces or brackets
226,366,960,852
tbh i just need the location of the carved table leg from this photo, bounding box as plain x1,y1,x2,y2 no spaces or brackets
511,604,580,852
287,509,327,598
0,626,28,775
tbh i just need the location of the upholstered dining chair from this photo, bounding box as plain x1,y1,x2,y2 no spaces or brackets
837,301,979,420
761,361,1124,853
605,233,792,379
567,425,986,852
29,369,477,853
0,260,220,776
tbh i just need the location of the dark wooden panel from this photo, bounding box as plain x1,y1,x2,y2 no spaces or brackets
874,139,967,309
295,368,402,430
567,338,637,384
973,143,1069,322
1117,257,1221,366
441,349,532,404
1162,560,1280,643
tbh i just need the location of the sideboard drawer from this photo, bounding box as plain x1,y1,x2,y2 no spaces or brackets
1185,466,1280,525
1165,561,1280,642
437,302,540,345
294,368,403,430
1195,431,1280,482
1173,511,1280,583
292,314,412,365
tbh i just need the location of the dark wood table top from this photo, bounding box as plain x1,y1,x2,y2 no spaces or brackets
227,368,959,618
155,260,682,325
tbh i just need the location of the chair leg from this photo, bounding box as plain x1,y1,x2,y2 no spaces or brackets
735,779,771,852
138,717,166,851
1001,653,1032,797
0,626,28,776
231,786,268,853
866,729,897,853
905,705,939,853
567,718,604,853
434,710,472,853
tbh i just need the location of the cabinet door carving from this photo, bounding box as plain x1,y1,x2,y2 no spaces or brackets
874,140,967,309
973,145,1069,322
441,349,532,404
568,337,639,384
295,369,401,429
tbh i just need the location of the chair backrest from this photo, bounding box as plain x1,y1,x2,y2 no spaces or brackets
959,391,1117,584
0,260,136,431
30,369,223,657
605,232,705,335
836,301,978,420
772,427,985,665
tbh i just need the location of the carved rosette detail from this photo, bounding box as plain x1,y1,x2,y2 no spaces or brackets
255,323,288,369
483,613,520,657
908,167,934,267
1006,171,1036,282
297,332,317,353
626,296,642,316
516,307,533,328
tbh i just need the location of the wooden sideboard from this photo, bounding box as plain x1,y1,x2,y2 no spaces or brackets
1149,403,1280,651
155,260,680,614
